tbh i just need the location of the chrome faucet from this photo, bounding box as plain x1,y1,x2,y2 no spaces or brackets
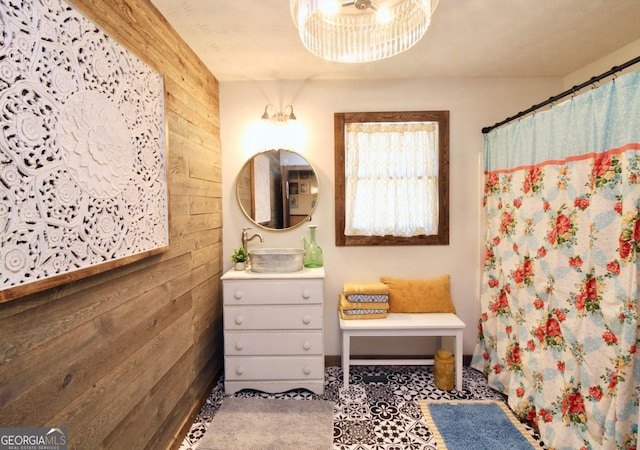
242,227,264,251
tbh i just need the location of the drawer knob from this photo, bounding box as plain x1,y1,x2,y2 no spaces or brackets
303,342,311,351
235,315,244,325
302,315,311,325
302,289,311,299
236,366,245,375
303,366,311,375
235,342,244,351
234,290,243,300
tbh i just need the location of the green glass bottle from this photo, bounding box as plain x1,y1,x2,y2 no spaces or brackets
302,225,323,268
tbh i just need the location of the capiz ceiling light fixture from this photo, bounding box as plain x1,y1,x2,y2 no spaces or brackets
290,0,439,63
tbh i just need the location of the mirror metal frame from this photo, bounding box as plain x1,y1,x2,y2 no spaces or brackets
236,149,320,231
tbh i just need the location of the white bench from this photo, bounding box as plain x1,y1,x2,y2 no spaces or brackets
339,312,466,390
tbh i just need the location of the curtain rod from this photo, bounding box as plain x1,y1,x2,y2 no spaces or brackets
481,55,640,134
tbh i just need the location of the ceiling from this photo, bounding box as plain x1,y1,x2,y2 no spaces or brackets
150,0,640,82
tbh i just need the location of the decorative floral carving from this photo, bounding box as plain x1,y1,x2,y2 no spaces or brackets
0,0,168,296
58,91,133,198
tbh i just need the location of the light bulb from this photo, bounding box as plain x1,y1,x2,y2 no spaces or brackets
320,0,340,15
376,6,392,22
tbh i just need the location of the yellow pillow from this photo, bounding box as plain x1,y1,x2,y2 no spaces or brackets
380,275,456,313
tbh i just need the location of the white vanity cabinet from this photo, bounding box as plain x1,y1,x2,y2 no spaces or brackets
221,267,325,395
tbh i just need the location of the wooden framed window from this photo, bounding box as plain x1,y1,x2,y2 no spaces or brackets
335,111,449,246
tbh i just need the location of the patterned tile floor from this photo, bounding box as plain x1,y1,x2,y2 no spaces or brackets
179,365,545,449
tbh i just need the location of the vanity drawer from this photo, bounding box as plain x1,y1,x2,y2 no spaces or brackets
224,306,323,330
223,280,323,306
224,356,324,381
225,331,323,356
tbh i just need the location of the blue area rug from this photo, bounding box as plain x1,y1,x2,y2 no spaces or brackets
419,399,538,450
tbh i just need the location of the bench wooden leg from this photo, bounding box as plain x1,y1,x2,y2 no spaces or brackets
342,331,350,388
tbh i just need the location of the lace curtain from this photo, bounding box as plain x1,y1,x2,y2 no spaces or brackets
472,69,640,449
344,122,438,237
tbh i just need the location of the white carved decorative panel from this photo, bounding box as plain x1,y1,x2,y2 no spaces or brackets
0,0,169,301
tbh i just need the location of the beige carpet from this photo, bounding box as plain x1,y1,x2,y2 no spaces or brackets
196,397,335,450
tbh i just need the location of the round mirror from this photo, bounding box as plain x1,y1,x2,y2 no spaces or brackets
236,149,319,230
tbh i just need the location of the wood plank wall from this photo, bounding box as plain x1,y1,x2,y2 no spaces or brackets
0,1,223,448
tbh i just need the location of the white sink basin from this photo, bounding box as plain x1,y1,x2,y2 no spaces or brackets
249,248,304,273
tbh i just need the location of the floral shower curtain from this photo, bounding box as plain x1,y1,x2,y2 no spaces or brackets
471,70,640,449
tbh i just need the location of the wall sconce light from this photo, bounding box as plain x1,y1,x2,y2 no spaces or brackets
245,104,306,156
261,104,297,123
